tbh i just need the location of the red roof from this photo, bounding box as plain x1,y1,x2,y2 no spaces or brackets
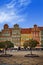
38,27,43,30
21,28,32,34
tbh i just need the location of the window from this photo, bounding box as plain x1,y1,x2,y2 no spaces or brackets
12,30,20,34
41,36,43,38
2,33,10,36
41,31,43,35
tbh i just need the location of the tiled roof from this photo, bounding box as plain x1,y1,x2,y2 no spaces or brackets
21,28,32,34
38,27,43,30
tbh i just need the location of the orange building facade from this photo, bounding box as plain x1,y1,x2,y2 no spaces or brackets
0,24,43,48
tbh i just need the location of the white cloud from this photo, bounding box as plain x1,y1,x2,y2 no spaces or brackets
6,0,31,9
0,12,8,23
0,11,25,24
19,0,31,6
0,0,31,25
6,0,16,8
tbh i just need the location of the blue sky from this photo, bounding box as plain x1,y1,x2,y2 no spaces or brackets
0,0,43,30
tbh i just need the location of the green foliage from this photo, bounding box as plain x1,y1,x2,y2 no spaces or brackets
0,42,5,48
28,39,39,48
5,41,14,48
23,39,39,49
23,39,39,55
0,41,14,49
23,41,29,49
0,41,14,55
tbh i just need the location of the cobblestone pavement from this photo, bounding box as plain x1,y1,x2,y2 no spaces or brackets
0,50,43,65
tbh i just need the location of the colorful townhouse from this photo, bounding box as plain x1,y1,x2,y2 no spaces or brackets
0,24,43,48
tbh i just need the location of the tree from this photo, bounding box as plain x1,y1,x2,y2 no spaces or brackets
23,39,39,55
0,42,5,48
0,41,14,55
28,39,39,55
23,41,29,49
